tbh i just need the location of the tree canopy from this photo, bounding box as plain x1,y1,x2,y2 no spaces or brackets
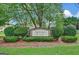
0,3,63,29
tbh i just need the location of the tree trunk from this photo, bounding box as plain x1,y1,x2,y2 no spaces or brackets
21,4,37,28
36,4,44,28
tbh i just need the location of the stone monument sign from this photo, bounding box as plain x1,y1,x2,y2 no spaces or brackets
30,28,51,36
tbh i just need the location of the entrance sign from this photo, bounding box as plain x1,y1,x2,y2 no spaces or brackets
30,28,51,36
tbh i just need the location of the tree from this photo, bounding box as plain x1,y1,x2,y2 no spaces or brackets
64,17,78,26
0,3,63,31
0,4,10,26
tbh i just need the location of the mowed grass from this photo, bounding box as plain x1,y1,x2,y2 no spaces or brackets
0,45,79,55
76,34,79,39
0,31,5,36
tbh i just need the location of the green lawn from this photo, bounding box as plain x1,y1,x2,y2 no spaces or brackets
0,45,79,55
0,31,5,36
76,34,79,39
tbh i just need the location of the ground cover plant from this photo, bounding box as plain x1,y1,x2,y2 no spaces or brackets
23,36,54,42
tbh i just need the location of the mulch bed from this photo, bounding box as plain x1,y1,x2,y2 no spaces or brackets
0,39,79,48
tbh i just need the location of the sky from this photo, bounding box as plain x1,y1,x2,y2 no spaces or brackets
62,3,79,18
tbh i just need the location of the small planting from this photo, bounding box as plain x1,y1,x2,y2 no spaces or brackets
4,36,18,42
23,36,54,42
61,36,77,43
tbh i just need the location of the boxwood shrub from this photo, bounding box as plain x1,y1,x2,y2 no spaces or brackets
4,27,15,36
14,27,28,36
3,36,18,42
23,36,54,42
61,36,77,43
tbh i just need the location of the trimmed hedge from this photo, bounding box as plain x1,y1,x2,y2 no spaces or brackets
23,36,54,42
64,25,76,36
4,27,14,36
14,27,28,36
3,36,18,42
52,28,63,39
61,36,77,43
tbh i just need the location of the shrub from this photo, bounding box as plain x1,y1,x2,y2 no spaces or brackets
52,28,63,39
14,27,28,36
23,36,54,42
4,27,15,36
64,25,76,36
3,36,18,42
61,36,77,43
